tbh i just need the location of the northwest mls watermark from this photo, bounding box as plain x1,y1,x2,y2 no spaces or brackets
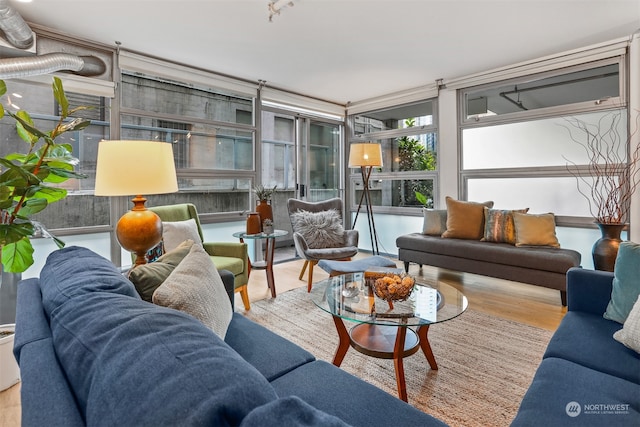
566,401,631,417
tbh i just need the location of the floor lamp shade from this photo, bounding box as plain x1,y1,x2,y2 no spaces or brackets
95,140,178,266
348,143,383,168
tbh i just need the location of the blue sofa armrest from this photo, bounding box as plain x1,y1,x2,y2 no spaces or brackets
566,267,613,315
13,278,84,427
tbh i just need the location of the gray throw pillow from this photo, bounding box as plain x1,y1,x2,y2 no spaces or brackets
290,208,345,249
152,243,233,338
422,208,447,235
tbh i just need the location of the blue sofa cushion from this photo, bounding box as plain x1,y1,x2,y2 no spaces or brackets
13,279,85,427
240,396,352,427
512,357,640,427
40,247,278,426
271,360,447,427
604,241,640,324
225,313,316,381
544,311,640,384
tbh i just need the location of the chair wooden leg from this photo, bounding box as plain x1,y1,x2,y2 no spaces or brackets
307,261,317,292
299,260,309,281
235,284,251,311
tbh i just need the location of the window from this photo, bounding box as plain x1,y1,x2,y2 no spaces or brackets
120,72,257,215
0,79,111,229
459,58,628,228
348,99,438,209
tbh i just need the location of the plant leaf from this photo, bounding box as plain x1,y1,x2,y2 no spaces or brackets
0,222,34,246
1,237,34,273
415,191,427,206
52,76,69,118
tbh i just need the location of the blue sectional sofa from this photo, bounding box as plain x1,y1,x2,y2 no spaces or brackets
511,267,640,426
13,247,446,427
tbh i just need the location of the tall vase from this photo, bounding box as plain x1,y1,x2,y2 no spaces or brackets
255,200,273,231
592,223,626,272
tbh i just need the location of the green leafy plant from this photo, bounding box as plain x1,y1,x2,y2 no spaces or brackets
0,77,89,272
397,118,436,207
253,184,277,201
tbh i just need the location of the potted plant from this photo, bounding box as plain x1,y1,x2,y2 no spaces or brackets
252,184,277,228
0,76,89,273
562,110,640,271
262,218,274,235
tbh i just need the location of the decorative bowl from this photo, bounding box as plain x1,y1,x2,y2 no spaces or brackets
372,274,416,302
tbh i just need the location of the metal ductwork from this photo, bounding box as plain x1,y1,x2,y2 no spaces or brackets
0,52,106,79
0,0,33,49
0,0,107,78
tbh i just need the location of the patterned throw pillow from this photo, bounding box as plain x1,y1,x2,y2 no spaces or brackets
152,243,233,338
290,208,345,249
613,294,640,354
482,208,529,245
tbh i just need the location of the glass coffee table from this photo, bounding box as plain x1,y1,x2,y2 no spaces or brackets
310,272,468,402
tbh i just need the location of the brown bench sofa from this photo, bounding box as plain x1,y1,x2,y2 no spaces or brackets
396,233,581,305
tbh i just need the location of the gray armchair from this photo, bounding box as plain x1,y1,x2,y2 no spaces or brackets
287,198,358,291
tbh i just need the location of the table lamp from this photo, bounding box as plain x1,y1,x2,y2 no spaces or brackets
348,142,383,255
95,140,178,266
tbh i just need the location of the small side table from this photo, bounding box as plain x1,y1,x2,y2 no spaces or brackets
232,230,288,298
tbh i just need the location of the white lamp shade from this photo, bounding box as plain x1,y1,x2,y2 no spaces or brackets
94,140,178,196
348,143,383,167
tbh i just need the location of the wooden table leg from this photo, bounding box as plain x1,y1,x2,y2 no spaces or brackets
331,315,351,367
393,324,409,402
264,237,277,298
417,324,438,370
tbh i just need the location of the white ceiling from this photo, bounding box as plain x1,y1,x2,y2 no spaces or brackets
9,0,640,106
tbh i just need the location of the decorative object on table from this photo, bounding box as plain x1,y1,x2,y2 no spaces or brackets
262,218,274,235
0,77,89,273
245,212,261,235
348,142,383,255
561,110,640,271
94,140,178,266
372,274,415,309
0,323,19,391
253,184,276,227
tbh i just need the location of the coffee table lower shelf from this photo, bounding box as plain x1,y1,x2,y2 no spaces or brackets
330,315,438,402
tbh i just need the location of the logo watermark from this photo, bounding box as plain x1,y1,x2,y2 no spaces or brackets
565,401,631,418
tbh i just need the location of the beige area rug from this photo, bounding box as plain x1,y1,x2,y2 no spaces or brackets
244,287,553,427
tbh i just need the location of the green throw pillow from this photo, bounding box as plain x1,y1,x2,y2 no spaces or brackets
604,241,640,324
128,239,195,302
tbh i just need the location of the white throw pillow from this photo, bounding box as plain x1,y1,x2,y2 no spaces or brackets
152,243,233,338
613,294,640,354
162,218,202,252
290,209,345,249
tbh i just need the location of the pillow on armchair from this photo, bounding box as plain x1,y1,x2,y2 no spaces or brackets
162,218,202,252
290,208,345,249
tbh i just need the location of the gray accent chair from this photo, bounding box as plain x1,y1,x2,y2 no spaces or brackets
287,198,359,292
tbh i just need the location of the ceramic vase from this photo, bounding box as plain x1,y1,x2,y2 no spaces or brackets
255,200,273,230
246,212,262,235
592,222,626,272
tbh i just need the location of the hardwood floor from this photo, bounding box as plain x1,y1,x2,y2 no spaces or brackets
0,252,567,426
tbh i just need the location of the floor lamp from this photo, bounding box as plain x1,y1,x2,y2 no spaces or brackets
348,143,383,255
95,140,178,266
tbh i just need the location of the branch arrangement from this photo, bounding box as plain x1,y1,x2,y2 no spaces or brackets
562,110,640,224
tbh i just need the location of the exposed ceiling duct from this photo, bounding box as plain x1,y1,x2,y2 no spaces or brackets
0,0,33,49
0,0,106,79
0,52,106,79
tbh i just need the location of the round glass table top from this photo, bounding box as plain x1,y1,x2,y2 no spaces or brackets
310,272,468,327
232,229,288,239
